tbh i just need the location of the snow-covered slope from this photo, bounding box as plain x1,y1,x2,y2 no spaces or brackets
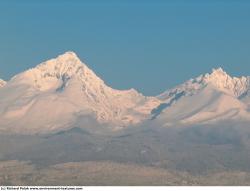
154,68,250,126
0,52,160,133
0,52,250,134
155,85,249,126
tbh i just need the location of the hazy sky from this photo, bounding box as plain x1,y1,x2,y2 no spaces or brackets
0,0,250,95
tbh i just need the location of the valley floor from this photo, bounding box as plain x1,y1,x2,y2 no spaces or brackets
0,160,250,186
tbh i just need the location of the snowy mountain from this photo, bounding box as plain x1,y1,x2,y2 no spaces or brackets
2,52,250,182
0,51,250,134
0,52,160,133
154,68,250,126
158,68,250,100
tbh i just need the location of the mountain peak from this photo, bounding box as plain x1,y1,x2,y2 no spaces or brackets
204,67,231,84
208,67,230,79
56,51,80,61
159,67,250,101
37,51,84,70
10,51,104,92
201,68,250,97
211,67,226,74
32,51,86,74
62,51,78,56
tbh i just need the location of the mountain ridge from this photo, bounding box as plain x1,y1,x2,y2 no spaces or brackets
158,67,250,100
0,51,250,134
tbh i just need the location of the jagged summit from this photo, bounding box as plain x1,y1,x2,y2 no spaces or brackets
60,51,79,58
211,67,226,74
202,67,250,97
35,51,85,75
158,67,250,101
204,67,232,82
38,51,86,71
10,51,105,92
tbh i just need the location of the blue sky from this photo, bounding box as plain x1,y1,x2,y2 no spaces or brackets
0,0,250,95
